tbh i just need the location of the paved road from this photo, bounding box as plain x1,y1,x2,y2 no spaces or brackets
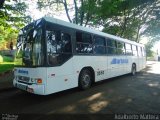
0,61,160,119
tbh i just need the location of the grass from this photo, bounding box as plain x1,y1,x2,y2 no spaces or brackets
3,55,14,62
0,55,15,73
0,62,14,73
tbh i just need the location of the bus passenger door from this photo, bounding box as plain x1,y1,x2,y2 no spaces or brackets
45,24,76,94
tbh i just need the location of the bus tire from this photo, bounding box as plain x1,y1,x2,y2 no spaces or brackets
79,69,92,90
131,64,136,76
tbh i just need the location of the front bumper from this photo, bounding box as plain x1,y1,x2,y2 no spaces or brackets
13,79,45,95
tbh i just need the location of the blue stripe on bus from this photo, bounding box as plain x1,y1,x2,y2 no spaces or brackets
111,58,128,64
18,70,29,74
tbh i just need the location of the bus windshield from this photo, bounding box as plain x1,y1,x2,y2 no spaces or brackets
15,21,44,67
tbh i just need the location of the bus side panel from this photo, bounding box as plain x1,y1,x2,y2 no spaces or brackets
139,56,146,71
72,56,108,82
107,56,127,78
131,56,139,72
46,58,77,95
143,56,146,69
135,56,145,72
73,55,131,82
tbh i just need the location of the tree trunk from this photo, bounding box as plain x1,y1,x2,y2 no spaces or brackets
80,0,84,26
136,24,140,43
74,0,78,24
63,0,72,23
120,8,127,37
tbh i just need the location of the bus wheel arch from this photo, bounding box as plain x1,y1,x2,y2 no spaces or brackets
78,67,95,90
131,63,136,76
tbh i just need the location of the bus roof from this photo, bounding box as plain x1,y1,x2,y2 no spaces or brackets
43,16,144,47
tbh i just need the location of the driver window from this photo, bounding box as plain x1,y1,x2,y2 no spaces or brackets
46,30,58,65
46,30,72,66
46,30,57,54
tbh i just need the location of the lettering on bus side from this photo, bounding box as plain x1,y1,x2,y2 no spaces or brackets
97,70,104,76
18,70,28,75
111,58,128,64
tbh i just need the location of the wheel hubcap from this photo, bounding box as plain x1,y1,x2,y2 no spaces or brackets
132,66,136,75
82,74,90,87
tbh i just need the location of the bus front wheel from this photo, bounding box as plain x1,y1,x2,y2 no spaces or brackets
131,64,136,76
79,69,92,90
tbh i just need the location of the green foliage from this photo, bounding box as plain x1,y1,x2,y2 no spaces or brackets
0,55,14,73
0,0,30,50
96,0,158,41
0,55,3,63
145,43,153,57
2,56,14,62
0,63,14,73
0,25,18,50
145,39,158,58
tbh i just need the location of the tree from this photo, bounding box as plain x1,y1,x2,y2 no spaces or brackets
37,0,160,57
0,0,5,8
37,0,160,42
37,0,99,26
98,0,160,44
0,0,30,50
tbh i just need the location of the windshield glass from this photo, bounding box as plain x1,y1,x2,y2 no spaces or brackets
15,21,44,67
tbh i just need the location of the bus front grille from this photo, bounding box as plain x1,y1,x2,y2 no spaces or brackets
18,76,30,83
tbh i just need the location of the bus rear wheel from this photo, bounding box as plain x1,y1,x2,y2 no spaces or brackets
79,69,92,90
131,64,136,76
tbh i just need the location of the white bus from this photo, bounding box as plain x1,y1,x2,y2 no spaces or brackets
13,17,146,95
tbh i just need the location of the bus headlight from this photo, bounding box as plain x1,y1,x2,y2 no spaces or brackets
30,78,36,83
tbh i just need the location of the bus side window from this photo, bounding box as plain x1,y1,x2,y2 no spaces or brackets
117,42,125,55
107,39,117,55
142,47,146,56
46,30,59,65
46,30,57,54
125,43,132,55
141,47,145,57
76,32,93,54
61,32,72,53
93,36,106,54
138,46,142,57
132,45,138,56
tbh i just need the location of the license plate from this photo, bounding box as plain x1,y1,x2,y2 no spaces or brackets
16,83,27,90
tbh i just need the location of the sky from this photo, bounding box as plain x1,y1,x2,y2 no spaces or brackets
25,0,71,22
